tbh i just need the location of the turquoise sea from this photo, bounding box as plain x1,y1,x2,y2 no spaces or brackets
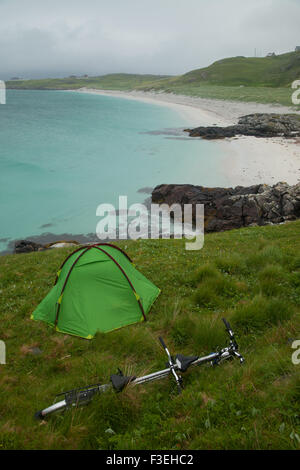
0,90,225,252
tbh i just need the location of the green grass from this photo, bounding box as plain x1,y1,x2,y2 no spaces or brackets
148,52,300,88
7,51,300,109
140,84,299,108
0,221,300,449
6,74,171,91
138,51,300,107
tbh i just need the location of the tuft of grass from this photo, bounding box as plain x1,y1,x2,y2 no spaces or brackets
259,279,284,297
193,275,244,309
259,245,287,265
191,316,228,352
258,265,285,282
258,265,286,297
170,314,198,347
212,277,241,298
193,284,220,309
245,244,287,271
231,295,293,334
291,256,300,271
215,254,248,276
190,264,220,286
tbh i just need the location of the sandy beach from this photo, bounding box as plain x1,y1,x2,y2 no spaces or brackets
76,88,300,187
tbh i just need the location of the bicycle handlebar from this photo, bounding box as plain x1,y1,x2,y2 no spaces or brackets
159,336,167,350
222,318,232,331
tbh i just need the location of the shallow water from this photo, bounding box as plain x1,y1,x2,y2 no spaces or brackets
0,90,226,252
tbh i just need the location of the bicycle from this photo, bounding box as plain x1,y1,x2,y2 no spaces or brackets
35,318,244,419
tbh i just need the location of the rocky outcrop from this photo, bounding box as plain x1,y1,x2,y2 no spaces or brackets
185,114,300,139
152,182,300,232
14,239,79,254
14,240,46,254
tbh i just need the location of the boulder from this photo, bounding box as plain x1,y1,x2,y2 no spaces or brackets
185,113,300,139
14,239,80,254
152,182,300,233
14,240,45,254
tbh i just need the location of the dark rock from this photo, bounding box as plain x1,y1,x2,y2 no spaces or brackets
185,113,300,139
186,126,237,139
152,182,300,233
14,240,46,254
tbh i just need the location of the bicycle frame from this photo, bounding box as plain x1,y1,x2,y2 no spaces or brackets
35,318,244,419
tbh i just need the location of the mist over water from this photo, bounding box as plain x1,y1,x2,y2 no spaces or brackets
0,90,225,252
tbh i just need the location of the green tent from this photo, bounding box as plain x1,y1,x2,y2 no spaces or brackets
32,243,160,339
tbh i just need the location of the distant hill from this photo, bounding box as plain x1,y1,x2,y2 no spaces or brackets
7,52,300,91
141,51,300,89
6,52,300,107
6,73,171,91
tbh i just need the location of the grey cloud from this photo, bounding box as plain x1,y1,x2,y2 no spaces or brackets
0,0,299,79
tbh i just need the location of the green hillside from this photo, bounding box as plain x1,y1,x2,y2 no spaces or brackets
138,51,300,107
6,73,170,91
6,51,300,108
146,51,300,89
0,221,299,449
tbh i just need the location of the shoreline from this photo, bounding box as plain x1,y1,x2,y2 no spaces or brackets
74,87,300,124
74,88,213,126
74,88,300,187
3,89,300,254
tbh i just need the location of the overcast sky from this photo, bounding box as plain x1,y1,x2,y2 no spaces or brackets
0,0,299,79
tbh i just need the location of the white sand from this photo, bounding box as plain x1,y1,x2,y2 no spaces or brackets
75,88,300,187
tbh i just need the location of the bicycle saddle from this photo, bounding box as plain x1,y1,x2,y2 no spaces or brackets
175,354,198,372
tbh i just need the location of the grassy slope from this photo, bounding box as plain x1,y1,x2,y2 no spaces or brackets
141,83,299,108
6,74,170,91
6,52,300,108
0,222,299,450
139,52,300,108
153,52,300,88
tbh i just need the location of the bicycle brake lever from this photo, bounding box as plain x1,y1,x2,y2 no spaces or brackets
159,337,183,393
233,351,245,364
